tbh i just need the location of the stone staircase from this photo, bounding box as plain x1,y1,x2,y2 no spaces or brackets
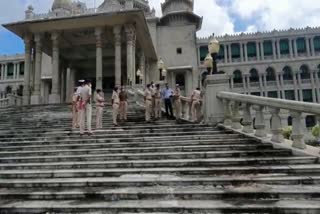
0,103,319,213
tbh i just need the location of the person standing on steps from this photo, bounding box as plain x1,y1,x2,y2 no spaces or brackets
161,83,174,119
95,89,104,129
79,80,93,136
144,84,153,122
119,86,128,122
71,87,79,129
174,84,182,121
154,84,162,120
112,86,120,127
150,81,156,119
76,80,85,128
191,87,201,122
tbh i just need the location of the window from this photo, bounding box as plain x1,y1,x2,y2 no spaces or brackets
231,43,240,58
303,89,313,102
176,73,185,88
297,38,306,53
249,69,259,82
177,48,182,54
7,63,14,78
306,116,316,128
283,66,293,80
19,62,24,76
288,116,293,126
280,39,289,55
247,42,256,57
251,92,261,96
233,70,243,84
268,91,278,98
199,46,208,61
263,41,273,56
266,67,276,82
217,45,225,60
300,65,310,80
314,36,320,51
285,90,295,100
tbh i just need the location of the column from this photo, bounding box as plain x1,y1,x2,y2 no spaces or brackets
228,44,232,63
259,73,264,96
60,68,66,103
256,41,260,61
23,35,32,105
279,72,285,99
49,32,60,104
240,43,244,62
31,34,42,105
289,38,293,59
272,39,277,60
114,25,122,87
297,72,303,101
244,42,248,62
277,39,281,59
293,38,298,58
132,33,136,85
306,37,311,57
260,41,265,60
139,51,145,85
0,64,3,80
315,71,320,103
246,74,251,95
4,64,8,80
310,37,315,56
242,75,247,94
95,27,103,90
125,24,135,85
293,71,299,101
275,72,281,98
13,63,16,79
17,63,20,80
230,75,234,90
224,44,228,63
310,71,317,103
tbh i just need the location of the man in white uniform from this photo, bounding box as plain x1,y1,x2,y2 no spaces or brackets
79,80,93,136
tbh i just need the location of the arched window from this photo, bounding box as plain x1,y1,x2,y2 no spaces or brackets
233,70,243,84
5,86,12,95
300,65,310,80
266,67,276,81
249,69,259,82
17,85,23,96
306,115,316,128
283,66,293,80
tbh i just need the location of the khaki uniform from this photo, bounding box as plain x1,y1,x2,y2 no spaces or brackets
154,88,162,119
72,93,79,129
112,91,120,125
76,86,83,127
191,89,201,122
119,91,128,121
96,93,104,129
174,88,182,120
144,88,152,122
79,85,92,134
151,86,156,118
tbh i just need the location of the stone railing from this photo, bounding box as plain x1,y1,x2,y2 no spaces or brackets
217,91,320,150
0,94,22,108
0,98,9,108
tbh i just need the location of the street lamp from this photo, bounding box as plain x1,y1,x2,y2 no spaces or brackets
204,54,213,73
158,57,165,81
162,68,167,82
208,37,220,75
136,69,143,84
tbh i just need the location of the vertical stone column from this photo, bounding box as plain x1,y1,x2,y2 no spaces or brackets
256,41,260,61
125,24,135,85
310,37,315,56
242,75,247,94
315,72,320,103
224,44,228,63
297,72,303,101
23,35,32,105
260,41,264,60
229,75,234,90
276,39,281,59
31,34,42,105
13,63,17,79
114,25,122,87
310,71,317,103
244,42,248,62
275,72,281,98
228,44,232,63
259,73,264,96
17,63,20,80
95,27,103,90
139,51,146,85
49,32,60,104
66,68,71,103
0,64,3,80
272,39,277,60
60,68,66,103
240,42,244,62
293,38,298,58
4,64,8,80
263,73,267,97
289,38,293,58
293,71,299,101
246,75,251,95
306,37,311,57
132,33,136,85
279,72,285,99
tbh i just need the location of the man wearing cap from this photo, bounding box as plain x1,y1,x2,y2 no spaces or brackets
191,87,201,122
144,84,153,122
71,87,79,129
75,80,85,128
173,84,182,121
95,89,104,129
119,86,128,122
154,84,162,120
79,80,93,136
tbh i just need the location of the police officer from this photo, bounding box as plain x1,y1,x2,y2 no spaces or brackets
191,87,201,122
112,86,120,126
144,84,153,122
174,84,182,121
154,84,162,120
72,87,79,129
95,89,104,129
119,86,128,122
79,80,93,136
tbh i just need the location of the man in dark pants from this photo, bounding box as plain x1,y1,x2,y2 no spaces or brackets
161,83,174,119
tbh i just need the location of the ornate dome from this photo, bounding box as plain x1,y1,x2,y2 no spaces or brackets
52,0,73,11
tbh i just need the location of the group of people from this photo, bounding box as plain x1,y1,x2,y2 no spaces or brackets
71,80,129,136
144,82,202,123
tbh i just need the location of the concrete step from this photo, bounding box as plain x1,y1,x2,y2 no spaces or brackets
0,164,319,179
0,156,316,170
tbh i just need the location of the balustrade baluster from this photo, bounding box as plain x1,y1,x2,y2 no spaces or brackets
253,105,267,137
270,108,284,143
231,101,242,129
290,111,306,149
223,99,232,126
242,103,253,133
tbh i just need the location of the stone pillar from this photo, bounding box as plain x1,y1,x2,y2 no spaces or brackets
17,63,20,80
276,39,281,59
275,72,281,98
297,72,303,101
246,75,251,95
132,33,136,85
139,52,146,85
114,25,122,87
310,71,317,103
315,72,320,103
272,39,277,60
204,74,230,125
293,72,299,101
4,64,7,80
289,38,293,58
306,37,311,57
242,75,247,94
95,27,103,90
263,74,267,97
260,41,264,60
61,68,66,103
259,73,264,96
23,35,32,105
224,44,228,63
244,42,248,62
49,32,60,104
279,72,285,99
13,63,16,79
291,111,306,149
0,64,3,80
256,41,260,61
31,34,42,105
310,37,315,56
293,38,298,58
228,44,232,63
66,68,71,103
240,42,244,62
125,24,135,85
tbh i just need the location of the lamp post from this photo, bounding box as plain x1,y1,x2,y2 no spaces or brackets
208,37,220,75
158,57,165,81
136,69,143,84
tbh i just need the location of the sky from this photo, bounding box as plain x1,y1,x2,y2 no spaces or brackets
1,0,320,55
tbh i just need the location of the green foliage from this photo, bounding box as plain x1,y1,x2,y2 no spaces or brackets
281,126,292,140
312,125,320,138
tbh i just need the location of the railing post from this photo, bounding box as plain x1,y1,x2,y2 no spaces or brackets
290,111,306,149
270,108,284,143
242,103,253,133
253,105,267,138
222,99,232,126
231,101,242,129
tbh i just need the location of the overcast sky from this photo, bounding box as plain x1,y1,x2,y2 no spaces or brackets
1,0,320,54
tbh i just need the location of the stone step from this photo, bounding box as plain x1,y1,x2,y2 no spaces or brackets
0,144,273,157
1,185,320,201
0,149,292,163
0,164,319,179
0,157,316,170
